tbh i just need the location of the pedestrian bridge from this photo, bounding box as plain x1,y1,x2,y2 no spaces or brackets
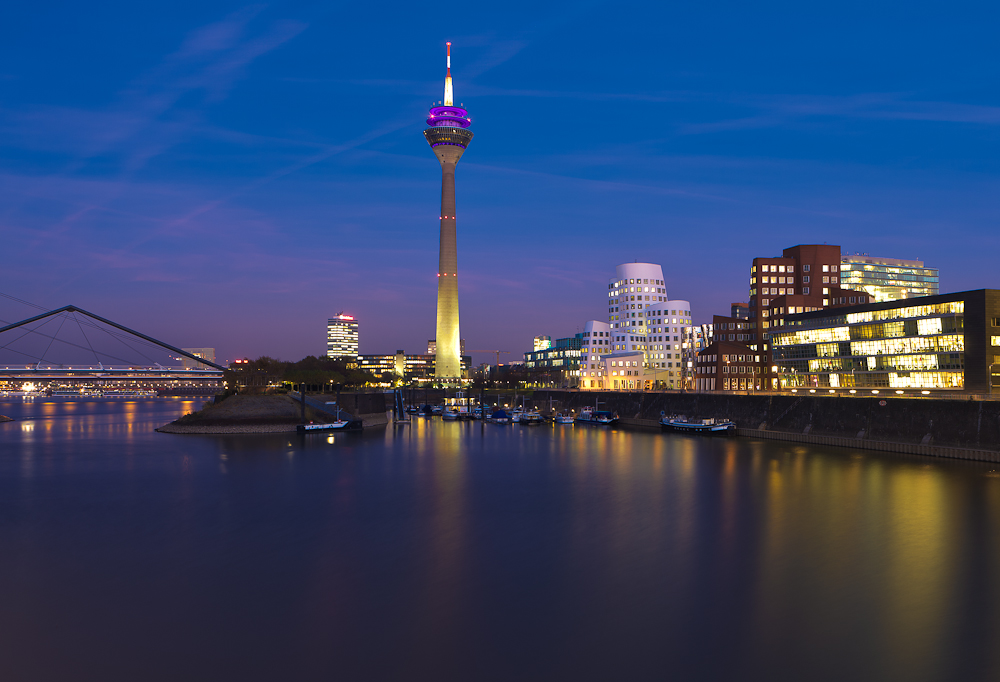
0,305,223,392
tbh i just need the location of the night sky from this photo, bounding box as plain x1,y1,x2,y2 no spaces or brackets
2,2,998,364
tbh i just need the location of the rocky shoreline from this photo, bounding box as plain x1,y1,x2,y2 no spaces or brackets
0,415,13,423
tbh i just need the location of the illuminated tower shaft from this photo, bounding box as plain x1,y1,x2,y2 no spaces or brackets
424,43,473,383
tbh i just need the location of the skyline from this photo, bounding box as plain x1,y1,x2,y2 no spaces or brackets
2,2,999,364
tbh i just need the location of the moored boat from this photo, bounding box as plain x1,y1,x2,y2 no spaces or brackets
660,416,735,434
487,409,511,424
518,410,544,425
554,413,574,424
575,407,618,425
296,419,362,433
442,391,476,420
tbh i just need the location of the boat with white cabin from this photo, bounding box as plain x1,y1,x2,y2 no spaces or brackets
660,415,735,434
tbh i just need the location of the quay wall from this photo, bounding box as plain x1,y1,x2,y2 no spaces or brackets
302,392,392,427
531,390,1000,461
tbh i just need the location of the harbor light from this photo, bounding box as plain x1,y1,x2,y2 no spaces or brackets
872,390,879,394
895,390,904,395
922,390,931,395
849,389,857,394
809,389,816,393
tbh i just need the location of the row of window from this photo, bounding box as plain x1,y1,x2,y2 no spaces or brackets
780,371,964,389
610,278,665,288
754,263,839,274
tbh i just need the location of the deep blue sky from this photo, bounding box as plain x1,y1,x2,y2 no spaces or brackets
2,2,999,364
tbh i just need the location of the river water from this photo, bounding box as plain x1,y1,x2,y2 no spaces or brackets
1,398,999,681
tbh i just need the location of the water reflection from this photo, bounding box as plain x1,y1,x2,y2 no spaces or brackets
0,402,998,681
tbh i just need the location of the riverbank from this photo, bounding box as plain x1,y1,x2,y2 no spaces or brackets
0,415,12,423
539,390,1000,462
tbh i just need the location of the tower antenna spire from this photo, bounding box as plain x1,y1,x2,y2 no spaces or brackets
444,42,454,106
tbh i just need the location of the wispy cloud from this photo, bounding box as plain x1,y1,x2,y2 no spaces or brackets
0,7,306,173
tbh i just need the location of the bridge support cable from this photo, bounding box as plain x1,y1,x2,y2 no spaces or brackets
0,311,143,367
36,313,68,370
92,316,160,366
0,313,65,362
0,305,224,371
1,291,186,359
71,311,102,366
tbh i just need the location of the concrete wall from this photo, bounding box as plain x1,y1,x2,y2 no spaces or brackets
531,390,1000,452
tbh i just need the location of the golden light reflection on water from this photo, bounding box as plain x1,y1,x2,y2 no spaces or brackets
743,444,979,677
6,403,1000,678
880,465,953,679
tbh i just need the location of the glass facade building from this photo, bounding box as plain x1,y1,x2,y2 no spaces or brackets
772,290,1000,394
840,255,939,303
359,352,471,383
326,315,359,360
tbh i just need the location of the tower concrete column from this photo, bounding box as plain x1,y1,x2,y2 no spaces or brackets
435,155,462,380
424,43,473,385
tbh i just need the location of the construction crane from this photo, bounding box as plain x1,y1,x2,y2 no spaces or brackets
467,350,510,367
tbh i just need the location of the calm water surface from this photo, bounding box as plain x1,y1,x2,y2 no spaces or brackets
1,398,999,681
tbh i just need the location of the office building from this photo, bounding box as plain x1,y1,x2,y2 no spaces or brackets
359,350,472,384
682,323,713,389
840,254,939,302
606,262,691,389
524,336,583,372
533,335,552,352
744,244,873,389
326,314,359,360
578,321,612,389
771,289,1000,394
424,43,473,384
180,348,216,370
695,342,763,392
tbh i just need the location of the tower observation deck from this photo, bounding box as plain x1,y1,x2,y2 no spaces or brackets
424,42,473,384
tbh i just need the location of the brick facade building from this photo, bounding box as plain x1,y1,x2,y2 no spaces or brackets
695,341,764,392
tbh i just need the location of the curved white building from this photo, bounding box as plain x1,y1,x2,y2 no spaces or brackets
577,263,693,390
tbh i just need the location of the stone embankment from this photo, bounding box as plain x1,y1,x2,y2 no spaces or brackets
157,392,393,434
296,392,391,428
532,390,1000,463
157,395,329,435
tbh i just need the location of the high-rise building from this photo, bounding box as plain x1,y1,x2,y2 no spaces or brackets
746,244,871,390
424,43,473,385
840,254,939,302
326,314,359,360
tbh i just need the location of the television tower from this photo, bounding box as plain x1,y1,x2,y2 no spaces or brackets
424,42,473,384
